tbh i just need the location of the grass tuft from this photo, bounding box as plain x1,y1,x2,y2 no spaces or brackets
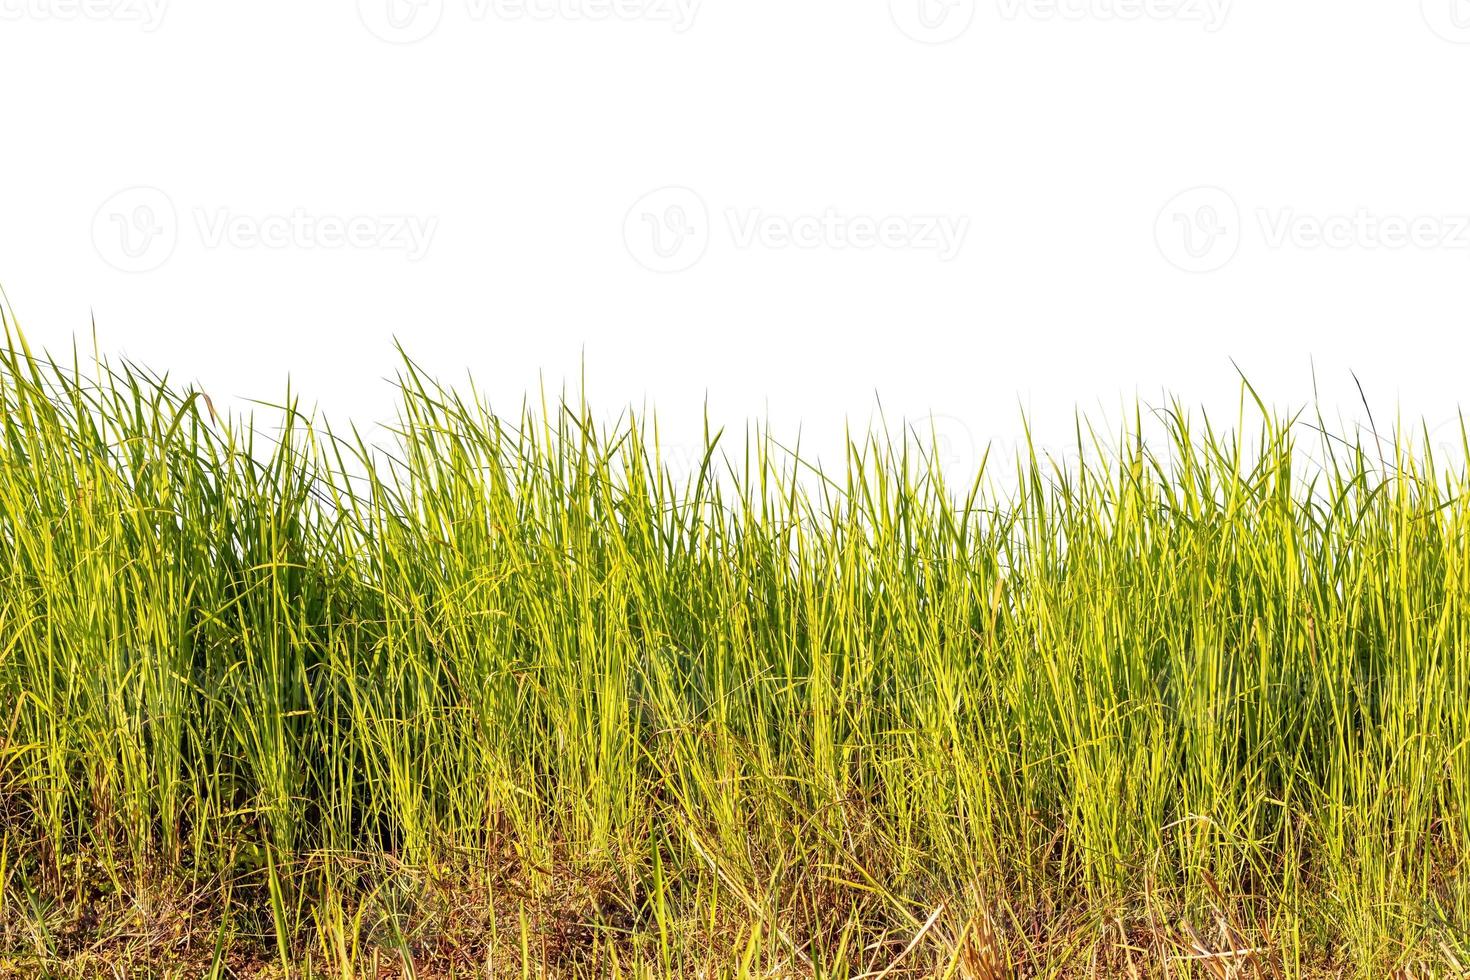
1,317,1468,977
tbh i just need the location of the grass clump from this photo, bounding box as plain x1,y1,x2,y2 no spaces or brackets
1,314,1468,977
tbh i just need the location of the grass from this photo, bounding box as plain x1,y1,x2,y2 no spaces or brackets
1,312,1468,977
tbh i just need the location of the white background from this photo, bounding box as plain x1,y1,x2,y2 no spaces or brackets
2,0,1468,473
